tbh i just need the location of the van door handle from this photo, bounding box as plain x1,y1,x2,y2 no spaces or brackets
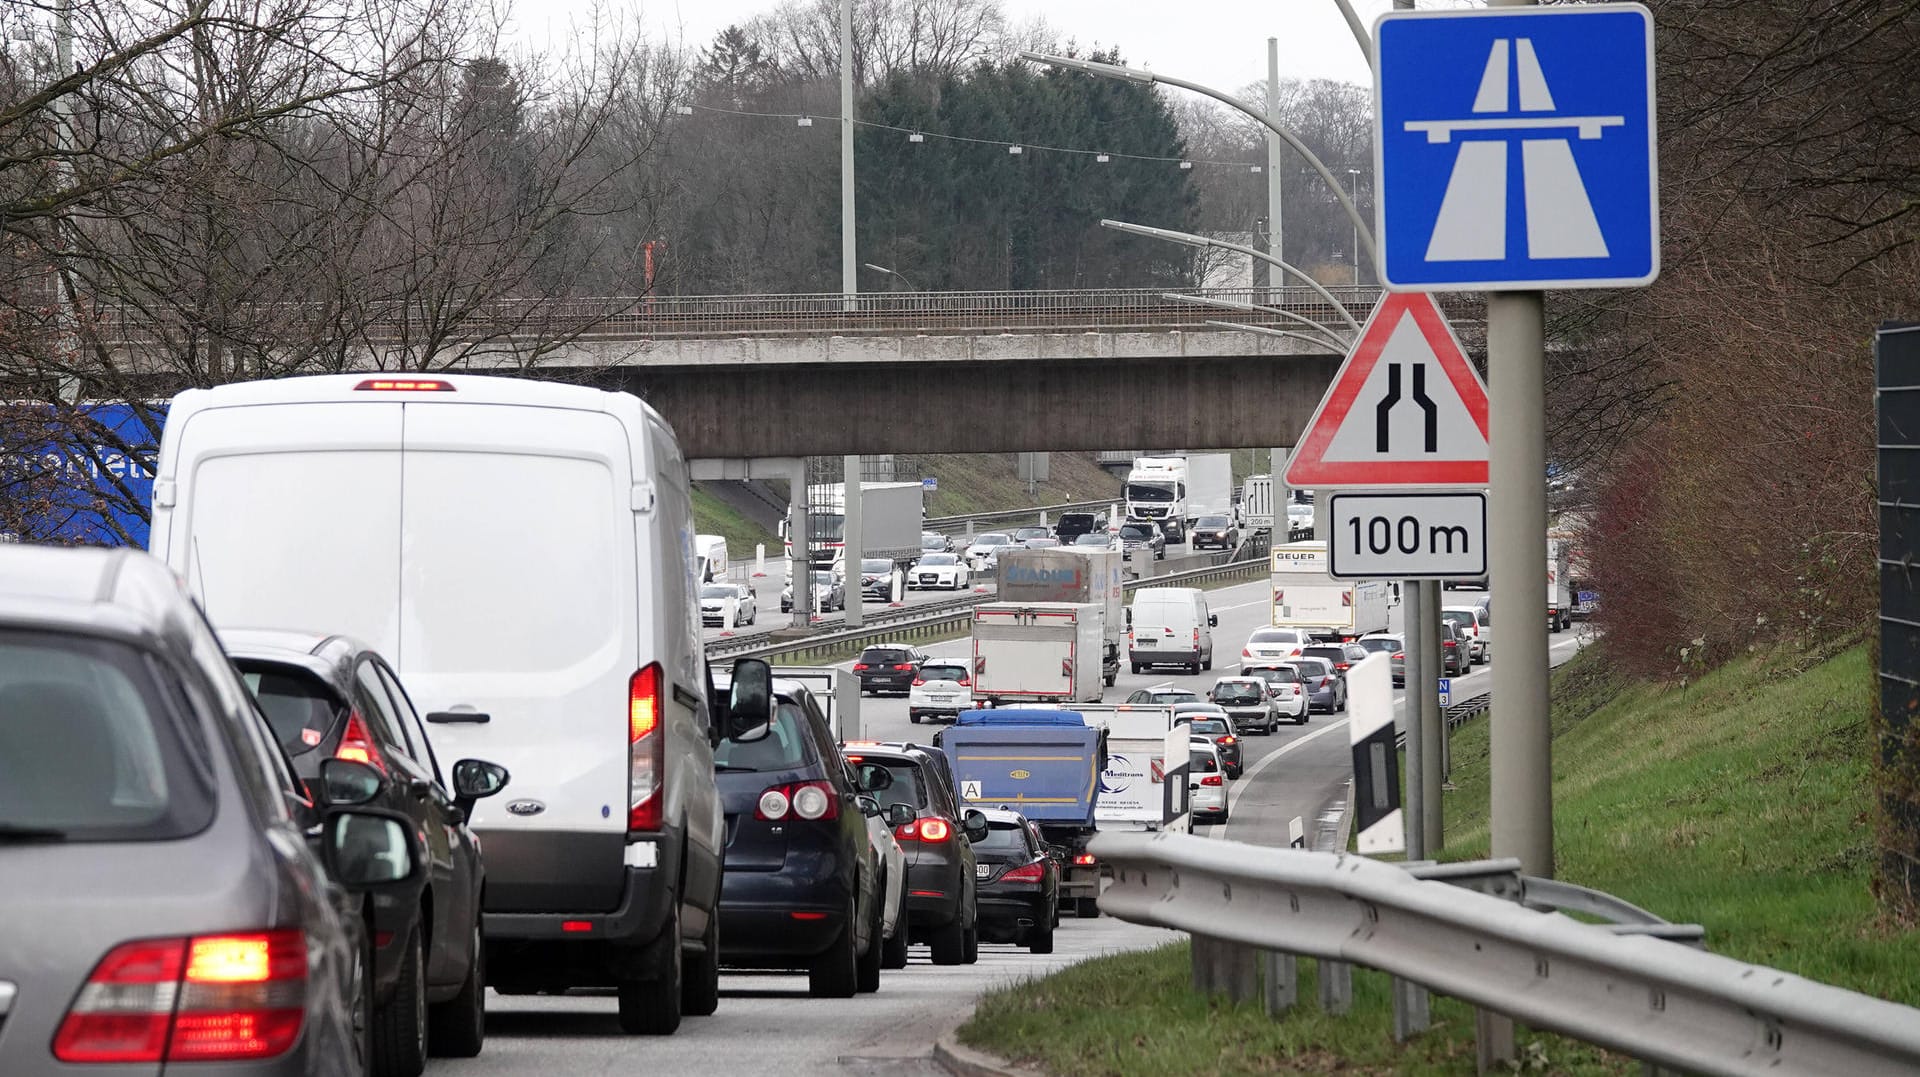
426,711,491,724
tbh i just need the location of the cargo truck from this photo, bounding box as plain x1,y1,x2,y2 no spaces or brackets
1123,456,1188,542
996,547,1125,686
1269,540,1391,640
1547,537,1574,632
780,481,924,567
972,601,1106,704
936,709,1108,917
1183,452,1235,528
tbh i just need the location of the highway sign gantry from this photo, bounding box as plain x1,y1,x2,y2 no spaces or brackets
1374,3,1658,291
1283,292,1489,490
1328,491,1487,580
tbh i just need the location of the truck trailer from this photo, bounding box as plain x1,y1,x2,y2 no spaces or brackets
1269,541,1392,640
972,601,1106,704
996,547,1125,686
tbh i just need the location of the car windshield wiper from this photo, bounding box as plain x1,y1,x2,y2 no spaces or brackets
713,763,762,773
0,823,71,842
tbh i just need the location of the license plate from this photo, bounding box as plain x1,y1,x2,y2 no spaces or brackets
975,864,991,879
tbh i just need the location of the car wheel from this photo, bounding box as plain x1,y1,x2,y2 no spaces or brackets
426,918,485,1058
909,712,921,724
1075,896,1100,919
1028,912,1055,955
929,916,966,966
1131,664,1143,675
350,916,374,1075
371,926,428,1077
882,890,910,970
809,902,859,998
682,908,720,1017
1336,691,1347,713
855,890,883,994
962,923,979,965
617,903,683,1035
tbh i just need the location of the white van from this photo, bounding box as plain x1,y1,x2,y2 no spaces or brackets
1128,586,1217,674
694,534,728,583
149,373,740,1035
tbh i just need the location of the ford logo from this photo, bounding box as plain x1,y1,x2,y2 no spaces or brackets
1009,770,1031,780
506,800,546,817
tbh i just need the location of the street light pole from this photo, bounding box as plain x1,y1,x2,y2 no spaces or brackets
839,0,856,313
1347,169,1362,284
862,262,917,291
1266,38,1283,298
1100,219,1361,333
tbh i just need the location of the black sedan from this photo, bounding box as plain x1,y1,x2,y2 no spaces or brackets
228,630,510,1075
971,810,1060,954
842,744,986,966
1118,522,1167,561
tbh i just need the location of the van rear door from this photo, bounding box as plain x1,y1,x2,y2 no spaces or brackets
397,402,639,914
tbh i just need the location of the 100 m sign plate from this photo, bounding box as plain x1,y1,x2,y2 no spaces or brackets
1328,492,1487,580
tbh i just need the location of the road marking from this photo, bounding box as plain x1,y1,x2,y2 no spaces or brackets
1227,717,1350,815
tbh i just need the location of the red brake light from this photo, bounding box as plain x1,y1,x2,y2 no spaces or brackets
911,678,926,686
1242,648,1253,657
1001,862,1046,882
899,817,952,843
853,663,869,671
957,676,970,686
893,663,914,671
629,664,664,833
1393,652,1405,660
1219,735,1237,745
55,931,306,1063
1073,853,1097,866
1201,774,1224,787
335,713,385,774
354,377,453,391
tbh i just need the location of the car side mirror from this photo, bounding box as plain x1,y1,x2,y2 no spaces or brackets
1208,614,1219,627
885,803,916,828
322,808,423,891
725,658,774,741
1046,844,1068,861
451,758,510,817
962,808,990,843
316,758,384,807
856,794,882,818
855,762,894,792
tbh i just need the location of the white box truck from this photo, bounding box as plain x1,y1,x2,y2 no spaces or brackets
972,601,1105,705
1269,541,1391,640
694,534,728,582
1183,452,1235,527
783,481,924,567
997,547,1125,686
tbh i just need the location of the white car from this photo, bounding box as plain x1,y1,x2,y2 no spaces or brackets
863,811,907,968
964,532,1015,572
908,659,974,723
1240,626,1315,671
699,582,756,627
1244,665,1310,725
1188,739,1229,824
1442,605,1491,664
909,552,971,590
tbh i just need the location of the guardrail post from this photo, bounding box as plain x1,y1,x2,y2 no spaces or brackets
1190,937,1256,1004
1475,1009,1516,1073
1391,977,1430,1042
1190,936,1217,994
1262,951,1297,1016
1317,959,1352,1015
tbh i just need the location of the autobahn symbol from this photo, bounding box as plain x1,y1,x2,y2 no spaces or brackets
1283,292,1488,489
1374,3,1658,290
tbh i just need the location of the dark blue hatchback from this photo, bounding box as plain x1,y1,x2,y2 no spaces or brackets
714,683,883,998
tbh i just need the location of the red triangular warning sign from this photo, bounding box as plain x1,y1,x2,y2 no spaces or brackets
1284,293,1489,488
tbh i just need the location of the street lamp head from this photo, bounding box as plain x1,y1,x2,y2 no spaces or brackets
1017,50,1154,84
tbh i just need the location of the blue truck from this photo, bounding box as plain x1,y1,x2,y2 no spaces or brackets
935,709,1108,917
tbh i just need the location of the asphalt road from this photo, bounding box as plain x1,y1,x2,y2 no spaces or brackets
459,578,1586,1076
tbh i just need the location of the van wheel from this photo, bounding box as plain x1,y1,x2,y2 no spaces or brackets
909,712,921,724
855,892,883,994
682,911,719,1017
882,890,910,970
1202,654,1213,671
930,918,966,965
426,919,485,1058
1131,664,1143,675
617,906,683,1035
371,927,428,1077
809,901,859,998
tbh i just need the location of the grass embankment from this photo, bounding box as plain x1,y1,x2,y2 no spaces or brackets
921,453,1122,518
958,642,1920,1075
691,487,779,558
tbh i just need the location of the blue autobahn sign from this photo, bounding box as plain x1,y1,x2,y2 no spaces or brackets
1374,3,1658,291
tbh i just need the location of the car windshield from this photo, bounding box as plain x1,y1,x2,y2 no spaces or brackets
975,822,1030,855
1185,718,1228,735
1441,612,1473,630
919,554,957,566
922,535,944,549
1197,516,1229,527
0,631,214,841
1213,683,1263,704
862,559,892,572
976,535,1011,546
1060,515,1094,528
1015,528,1047,539
860,649,909,665
1248,629,1300,644
1074,535,1110,546
1120,526,1152,539
700,585,735,599
1303,647,1346,663
1290,660,1331,677
811,572,835,585
713,700,813,772
920,665,968,683
1357,638,1400,654
855,757,926,812
1252,667,1301,684
238,662,344,758
1189,750,1219,773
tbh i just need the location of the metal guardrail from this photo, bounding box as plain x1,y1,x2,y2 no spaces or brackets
1396,692,1491,751
1094,831,1920,1076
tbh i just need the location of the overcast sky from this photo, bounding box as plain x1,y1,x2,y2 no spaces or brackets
508,0,1399,91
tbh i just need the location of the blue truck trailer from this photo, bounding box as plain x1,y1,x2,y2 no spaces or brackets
935,709,1108,917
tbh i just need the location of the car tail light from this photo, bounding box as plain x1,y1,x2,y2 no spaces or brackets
54,931,306,1063
898,817,952,843
756,780,838,821
893,664,914,671
1218,735,1236,746
1001,862,1046,883
1073,853,1097,866
1321,677,1333,688
1393,652,1405,660
911,678,926,686
628,664,664,833
853,663,869,671
1444,640,1458,649
354,377,453,391
957,676,971,687
1242,648,1253,658
1334,663,1351,672
1200,774,1224,787
334,713,385,774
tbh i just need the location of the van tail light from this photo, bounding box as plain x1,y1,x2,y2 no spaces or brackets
755,780,839,821
1200,774,1224,787
54,930,306,1063
628,664,664,833
1073,853,1097,866
354,377,453,392
334,713,385,774
1193,628,1200,645
1001,862,1046,883
898,817,952,843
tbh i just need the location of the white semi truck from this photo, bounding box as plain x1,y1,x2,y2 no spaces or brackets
1122,456,1188,541
1269,540,1392,640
